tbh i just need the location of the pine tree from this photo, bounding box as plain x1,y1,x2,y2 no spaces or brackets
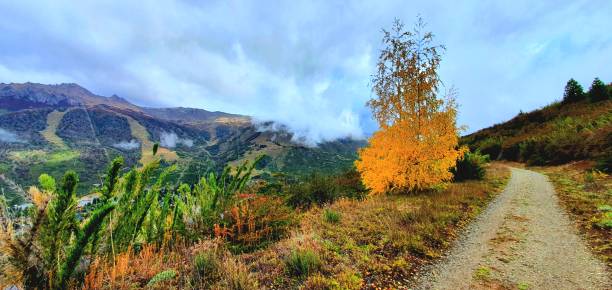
562,78,585,103
588,77,609,102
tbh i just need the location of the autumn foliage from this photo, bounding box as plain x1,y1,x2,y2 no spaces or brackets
356,18,464,194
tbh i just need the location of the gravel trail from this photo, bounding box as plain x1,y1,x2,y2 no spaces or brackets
416,168,610,290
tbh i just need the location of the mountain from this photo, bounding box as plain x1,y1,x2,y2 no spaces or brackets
462,97,611,168
0,83,364,205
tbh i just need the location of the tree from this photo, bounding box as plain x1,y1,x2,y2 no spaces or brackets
588,77,609,102
355,18,464,194
562,78,585,103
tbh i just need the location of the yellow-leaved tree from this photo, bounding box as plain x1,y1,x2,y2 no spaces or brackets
356,18,465,194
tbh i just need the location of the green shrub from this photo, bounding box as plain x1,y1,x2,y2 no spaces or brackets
286,174,339,208
193,250,219,284
147,269,177,287
452,151,487,181
595,152,611,173
477,137,502,159
285,249,321,277
323,208,341,223
285,168,368,208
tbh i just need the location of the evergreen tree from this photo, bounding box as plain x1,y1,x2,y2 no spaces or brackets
588,77,609,102
562,78,585,103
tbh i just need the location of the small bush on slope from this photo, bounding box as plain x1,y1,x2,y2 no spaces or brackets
452,151,488,181
285,249,321,278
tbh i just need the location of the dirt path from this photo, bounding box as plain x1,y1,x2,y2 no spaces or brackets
416,168,610,290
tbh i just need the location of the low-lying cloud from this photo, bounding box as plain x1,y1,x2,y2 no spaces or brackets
113,139,140,150
0,128,23,143
160,131,193,148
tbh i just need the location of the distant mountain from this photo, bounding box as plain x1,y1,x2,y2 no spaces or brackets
0,83,364,205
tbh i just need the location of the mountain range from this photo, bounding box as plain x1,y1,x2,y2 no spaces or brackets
0,83,364,205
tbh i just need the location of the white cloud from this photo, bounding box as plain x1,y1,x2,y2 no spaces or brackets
0,0,610,141
113,139,140,150
0,128,23,143
160,131,193,148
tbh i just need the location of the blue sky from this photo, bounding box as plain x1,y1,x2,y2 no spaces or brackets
0,0,610,143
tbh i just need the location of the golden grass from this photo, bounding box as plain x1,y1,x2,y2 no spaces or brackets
40,110,68,149
123,114,178,165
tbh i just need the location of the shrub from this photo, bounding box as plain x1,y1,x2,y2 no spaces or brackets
216,257,258,290
595,152,611,173
477,137,502,159
147,269,177,287
323,208,341,223
452,151,487,181
286,174,339,208
334,168,368,200
285,249,321,277
192,250,220,286
214,195,295,253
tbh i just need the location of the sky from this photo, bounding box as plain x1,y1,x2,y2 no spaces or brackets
0,0,610,144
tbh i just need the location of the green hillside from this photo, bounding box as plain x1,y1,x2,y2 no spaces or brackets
462,78,612,170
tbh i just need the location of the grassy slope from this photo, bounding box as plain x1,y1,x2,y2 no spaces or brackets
123,113,178,165
463,100,611,164
40,109,69,149
244,163,509,289
536,161,611,268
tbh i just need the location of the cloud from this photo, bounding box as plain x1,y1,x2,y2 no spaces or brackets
113,139,140,150
160,131,193,148
0,0,610,142
0,128,23,143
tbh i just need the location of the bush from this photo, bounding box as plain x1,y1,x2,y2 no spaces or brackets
452,151,488,181
286,174,339,208
192,250,220,286
323,208,341,223
286,169,368,208
215,195,295,253
285,249,321,277
147,270,177,287
595,152,612,173
477,137,502,159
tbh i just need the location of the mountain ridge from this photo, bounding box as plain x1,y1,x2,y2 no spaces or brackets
0,82,364,205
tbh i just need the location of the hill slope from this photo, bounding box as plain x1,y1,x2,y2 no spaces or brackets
462,99,611,168
0,83,364,205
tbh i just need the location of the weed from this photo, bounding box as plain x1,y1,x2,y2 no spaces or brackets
147,270,177,287
323,208,341,223
473,266,491,281
286,249,321,278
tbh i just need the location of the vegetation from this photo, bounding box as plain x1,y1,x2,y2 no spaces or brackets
464,78,611,166
562,78,585,103
356,18,464,194
452,150,488,181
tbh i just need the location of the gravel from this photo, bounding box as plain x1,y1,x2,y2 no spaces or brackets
414,168,611,290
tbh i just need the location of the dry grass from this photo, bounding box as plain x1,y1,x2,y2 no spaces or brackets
123,114,178,165
536,161,611,268
40,110,69,149
241,162,510,289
